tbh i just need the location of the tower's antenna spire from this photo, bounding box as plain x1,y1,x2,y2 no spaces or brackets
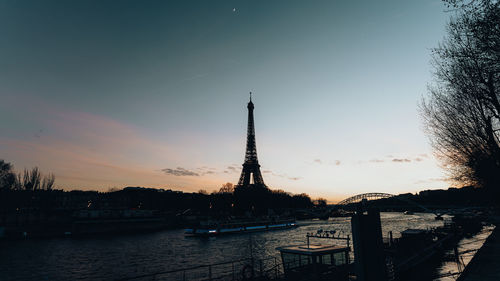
249,91,252,102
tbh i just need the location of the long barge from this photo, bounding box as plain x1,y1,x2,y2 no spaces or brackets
185,220,298,236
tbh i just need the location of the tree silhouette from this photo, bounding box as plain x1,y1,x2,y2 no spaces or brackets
41,173,55,190
21,167,41,191
217,182,234,194
422,0,500,190
0,160,15,190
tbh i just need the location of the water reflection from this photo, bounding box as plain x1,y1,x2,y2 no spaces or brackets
436,225,494,281
0,212,477,281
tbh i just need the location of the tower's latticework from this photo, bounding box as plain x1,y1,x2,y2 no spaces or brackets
237,93,266,188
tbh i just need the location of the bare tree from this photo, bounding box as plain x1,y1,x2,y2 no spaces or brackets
14,173,23,190
41,173,55,190
422,0,500,189
20,167,42,191
197,189,209,195
22,169,31,190
11,166,56,191
218,182,234,194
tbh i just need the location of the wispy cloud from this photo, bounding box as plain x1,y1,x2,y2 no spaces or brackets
392,158,411,163
366,154,429,164
160,166,220,177
313,159,341,166
162,167,199,176
0,100,202,189
414,178,447,185
224,164,240,174
195,166,217,175
263,169,302,181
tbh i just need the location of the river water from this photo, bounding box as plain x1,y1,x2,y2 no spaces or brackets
0,212,490,281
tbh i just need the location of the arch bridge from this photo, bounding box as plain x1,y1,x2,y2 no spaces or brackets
335,193,438,216
337,193,395,206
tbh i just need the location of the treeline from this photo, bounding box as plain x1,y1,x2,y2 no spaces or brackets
211,183,316,215
0,185,316,217
0,160,55,191
0,160,318,216
364,186,497,211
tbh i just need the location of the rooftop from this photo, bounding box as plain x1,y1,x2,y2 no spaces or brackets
276,244,349,256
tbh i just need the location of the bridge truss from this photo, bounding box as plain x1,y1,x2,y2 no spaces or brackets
337,193,395,205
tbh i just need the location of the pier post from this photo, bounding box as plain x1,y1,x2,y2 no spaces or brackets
351,208,388,281
274,257,278,279
259,260,263,276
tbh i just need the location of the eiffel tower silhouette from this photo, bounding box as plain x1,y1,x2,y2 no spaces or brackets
237,93,267,188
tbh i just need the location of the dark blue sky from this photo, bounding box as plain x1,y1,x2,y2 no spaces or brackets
0,0,450,200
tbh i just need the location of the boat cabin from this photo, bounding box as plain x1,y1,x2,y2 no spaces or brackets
276,244,350,280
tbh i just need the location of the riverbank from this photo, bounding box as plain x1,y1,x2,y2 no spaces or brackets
0,209,183,239
457,217,500,281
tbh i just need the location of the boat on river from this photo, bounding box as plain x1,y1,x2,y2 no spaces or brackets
384,227,456,281
185,219,297,236
276,230,352,281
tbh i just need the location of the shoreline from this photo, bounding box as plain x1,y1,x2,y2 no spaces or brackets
456,218,500,281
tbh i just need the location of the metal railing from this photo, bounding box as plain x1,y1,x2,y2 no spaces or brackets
115,256,284,281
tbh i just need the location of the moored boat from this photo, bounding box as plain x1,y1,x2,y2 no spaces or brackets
276,230,352,280
384,228,456,281
185,219,297,236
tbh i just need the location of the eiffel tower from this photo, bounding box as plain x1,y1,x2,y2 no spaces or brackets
237,93,266,188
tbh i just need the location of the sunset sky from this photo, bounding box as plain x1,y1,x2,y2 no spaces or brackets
0,0,452,202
